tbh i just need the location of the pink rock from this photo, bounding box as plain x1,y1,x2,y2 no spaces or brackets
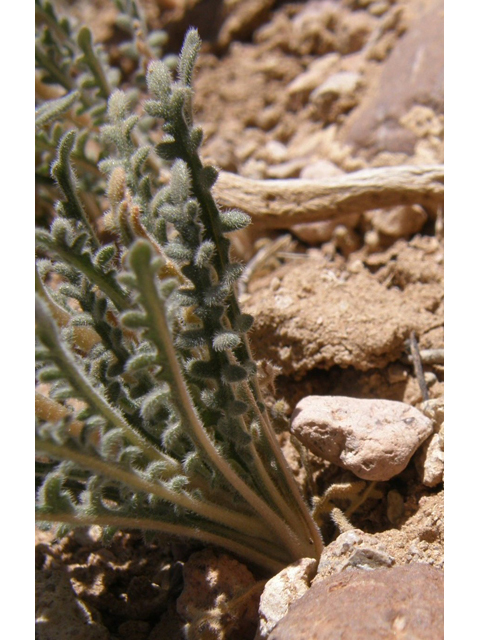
341,0,444,155
269,564,444,640
291,396,433,481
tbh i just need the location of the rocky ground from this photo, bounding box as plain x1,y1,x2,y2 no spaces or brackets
36,1,444,638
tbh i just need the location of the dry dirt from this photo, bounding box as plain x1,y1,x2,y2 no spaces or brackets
36,1,444,639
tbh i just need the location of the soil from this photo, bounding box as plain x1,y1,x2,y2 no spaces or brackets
36,1,444,639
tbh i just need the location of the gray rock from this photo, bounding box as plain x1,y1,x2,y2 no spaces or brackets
314,529,394,583
255,558,317,640
291,396,433,481
269,564,444,640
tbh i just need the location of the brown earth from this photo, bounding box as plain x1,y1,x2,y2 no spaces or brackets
37,1,444,638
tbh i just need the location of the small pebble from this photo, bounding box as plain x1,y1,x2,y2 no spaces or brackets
291,396,433,481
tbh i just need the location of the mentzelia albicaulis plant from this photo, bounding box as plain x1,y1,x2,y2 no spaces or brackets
35,26,323,573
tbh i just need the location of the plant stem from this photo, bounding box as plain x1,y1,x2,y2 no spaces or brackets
36,438,278,547
242,377,324,559
35,511,286,573
130,244,307,560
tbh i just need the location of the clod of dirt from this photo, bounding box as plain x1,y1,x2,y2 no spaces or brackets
243,240,443,377
269,564,444,640
291,395,433,481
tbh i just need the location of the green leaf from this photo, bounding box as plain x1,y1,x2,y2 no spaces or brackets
178,28,201,87
156,140,181,161
176,328,209,349
35,91,80,130
140,387,171,421
212,331,241,352
234,313,255,333
146,60,172,103
187,359,219,380
219,210,251,232
126,352,159,372
221,364,248,383
94,245,117,268
194,241,215,267
37,474,76,515
121,311,148,328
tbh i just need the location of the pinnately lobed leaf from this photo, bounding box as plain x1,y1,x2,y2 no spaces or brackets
35,16,323,574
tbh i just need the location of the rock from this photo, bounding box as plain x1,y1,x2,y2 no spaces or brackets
299,159,344,181
260,140,288,164
311,71,363,122
176,549,259,639
367,1,390,17
417,430,444,487
255,558,317,640
291,212,360,245
415,398,444,487
255,104,283,131
290,396,433,481
371,204,428,238
289,1,343,56
149,603,185,640
217,0,276,49
314,529,394,582
269,564,444,640
312,71,362,100
202,135,237,172
266,158,307,179
36,568,109,640
334,9,376,54
341,0,444,155
241,157,268,179
286,54,341,103
287,0,374,56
